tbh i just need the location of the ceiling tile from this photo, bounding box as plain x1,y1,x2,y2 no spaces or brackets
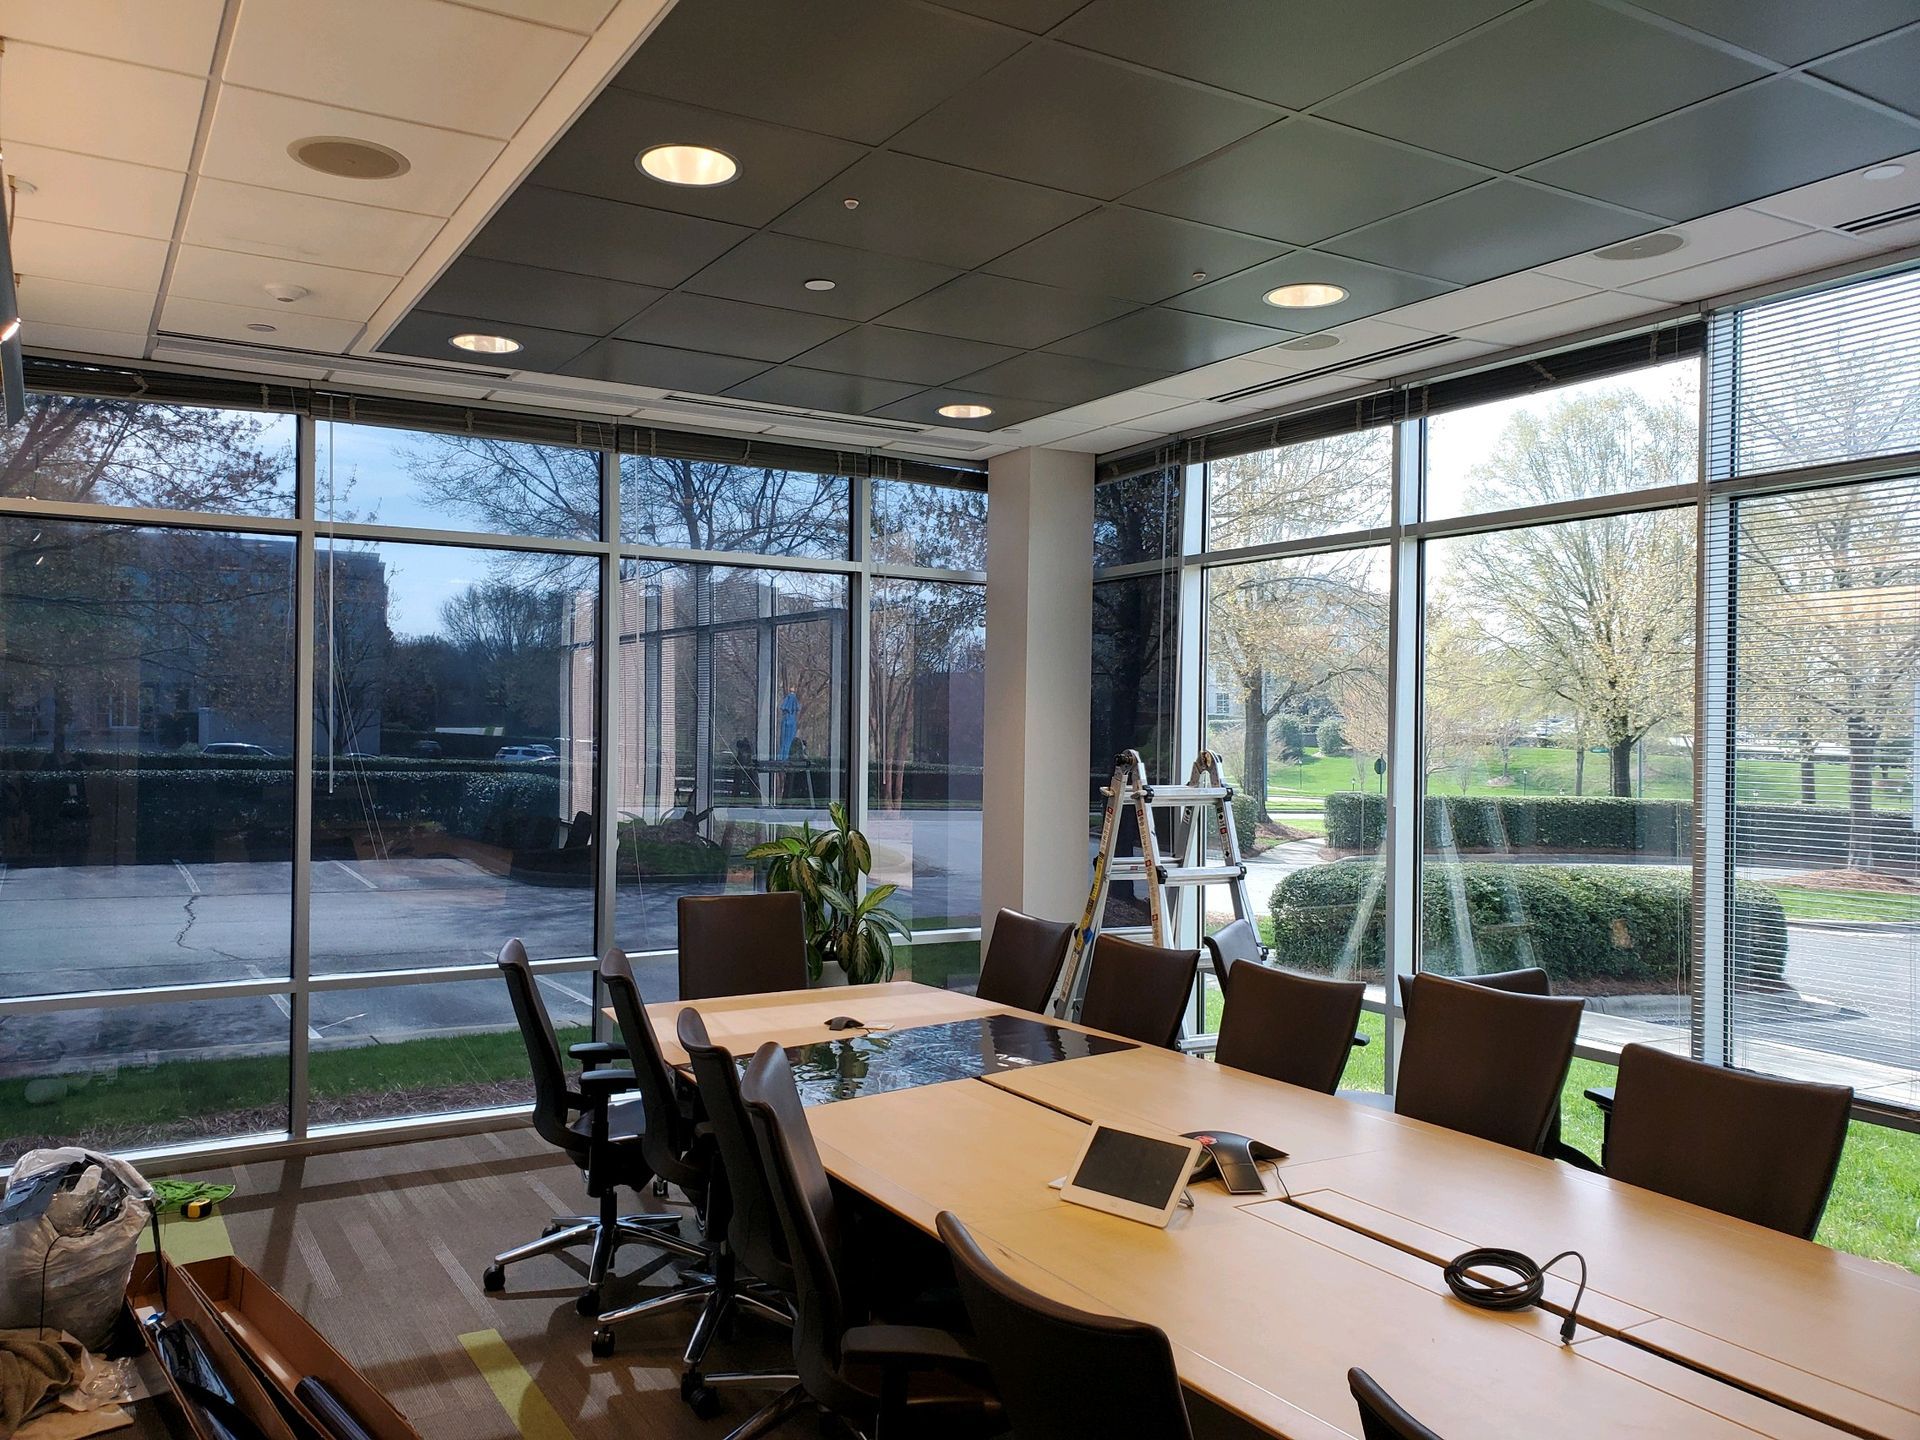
1340,335,1502,379
185,179,445,273
1170,249,1454,323
985,207,1286,303
423,257,665,336
877,273,1136,348
1811,27,1920,118
161,295,366,350
0,145,186,239
927,0,1088,31
725,367,926,414
5,42,204,170
224,0,582,139
1524,77,1920,223
377,309,596,369
683,232,958,321
952,351,1170,406
1537,207,1806,287
1319,0,1763,170
471,186,753,287
611,0,1024,145
1112,398,1235,433
21,322,149,358
1454,290,1669,345
1324,181,1652,284
1747,147,1920,228
892,43,1276,200
1136,356,1299,400
0,0,224,73
532,89,867,229
169,246,398,320
1055,0,1524,109
1045,305,1290,368
560,339,772,391
446,0,618,33
772,152,1095,270
200,87,503,216
868,391,1059,430
1375,271,1596,333
789,325,1019,385
1052,423,1165,454
10,219,169,293
1617,230,1876,303
1620,0,1920,65
17,275,153,333
614,293,853,362
1127,117,1485,246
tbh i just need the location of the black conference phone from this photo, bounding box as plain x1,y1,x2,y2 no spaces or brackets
1182,1131,1286,1195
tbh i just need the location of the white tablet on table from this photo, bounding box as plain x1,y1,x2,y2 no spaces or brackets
1059,1123,1203,1229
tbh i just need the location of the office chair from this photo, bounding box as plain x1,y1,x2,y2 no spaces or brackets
677,892,809,1001
590,949,721,1358
1078,933,1200,1048
1599,1044,1852,1239
675,1008,800,1418
1200,916,1264,990
482,940,699,1314
1392,973,1584,1154
937,1210,1194,1440
974,908,1073,1013
739,1044,1002,1440
1215,962,1368,1093
1349,1369,1445,1440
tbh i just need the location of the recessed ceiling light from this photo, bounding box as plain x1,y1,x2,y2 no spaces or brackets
1280,333,1340,352
1863,162,1906,182
450,333,522,355
938,403,992,420
1593,232,1686,261
245,323,278,333
289,136,410,180
637,144,738,187
1263,282,1347,309
803,278,837,292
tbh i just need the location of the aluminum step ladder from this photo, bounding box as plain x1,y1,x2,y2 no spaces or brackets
1050,749,1262,1031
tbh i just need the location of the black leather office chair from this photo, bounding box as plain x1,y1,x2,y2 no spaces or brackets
938,1210,1193,1440
1350,1369,1445,1440
975,908,1073,1014
1215,961,1368,1093
1599,1044,1852,1239
1078,933,1199,1048
1201,916,1264,990
675,1007,800,1417
482,940,698,1314
677,892,809,1000
740,1044,1001,1439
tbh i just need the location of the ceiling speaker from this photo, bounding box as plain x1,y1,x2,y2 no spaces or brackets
288,136,410,180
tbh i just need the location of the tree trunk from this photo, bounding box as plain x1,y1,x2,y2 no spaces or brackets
1845,714,1877,869
1609,737,1634,798
51,679,70,766
1241,669,1271,822
1797,730,1818,806
1573,731,1585,796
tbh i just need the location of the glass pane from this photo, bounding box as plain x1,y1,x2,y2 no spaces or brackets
0,519,298,998
1206,428,1393,549
1729,476,1920,1108
869,579,984,932
1422,509,1696,1069
1425,359,1699,521
619,456,850,558
0,996,289,1165
1,395,295,517
899,938,982,995
311,541,599,973
319,420,600,539
1209,548,1389,1053
1094,468,1179,568
306,973,604,1126
871,477,987,570
613,564,851,963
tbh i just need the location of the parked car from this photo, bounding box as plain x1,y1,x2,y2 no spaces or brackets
410,739,444,758
201,742,275,758
495,745,543,763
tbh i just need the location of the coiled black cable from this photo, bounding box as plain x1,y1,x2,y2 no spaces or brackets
1444,1247,1588,1344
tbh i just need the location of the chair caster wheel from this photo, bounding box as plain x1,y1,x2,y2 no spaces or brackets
481,1264,505,1293
590,1328,615,1360
680,1373,718,1418
575,1287,601,1317
653,1178,669,1198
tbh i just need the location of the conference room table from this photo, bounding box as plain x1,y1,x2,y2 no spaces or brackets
642,980,1920,1440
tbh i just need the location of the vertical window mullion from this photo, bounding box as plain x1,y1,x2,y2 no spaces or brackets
1381,416,1426,1095
289,413,318,1140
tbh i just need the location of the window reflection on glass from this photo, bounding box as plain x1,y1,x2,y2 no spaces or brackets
318,420,601,539
311,541,599,972
614,563,850,962
620,455,850,558
0,395,295,516
1094,468,1180,568
871,478,987,570
868,579,984,937
1206,428,1393,550
0,519,298,998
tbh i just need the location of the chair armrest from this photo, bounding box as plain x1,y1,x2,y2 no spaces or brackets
1350,1032,1370,1048
570,1041,627,1063
1585,1085,1616,1114
842,1325,990,1380
578,1066,636,1098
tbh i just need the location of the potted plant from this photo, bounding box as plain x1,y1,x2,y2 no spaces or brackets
746,802,909,984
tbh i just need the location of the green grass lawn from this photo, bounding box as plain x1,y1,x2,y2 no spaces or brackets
1770,885,1920,922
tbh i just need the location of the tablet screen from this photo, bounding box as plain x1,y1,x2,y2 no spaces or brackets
1072,1126,1194,1208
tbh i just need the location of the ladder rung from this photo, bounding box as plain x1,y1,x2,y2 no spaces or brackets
1102,926,1156,939
1108,861,1245,884
1102,784,1233,804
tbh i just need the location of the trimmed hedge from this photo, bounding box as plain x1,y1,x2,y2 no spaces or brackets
1230,790,1260,853
1269,860,1788,990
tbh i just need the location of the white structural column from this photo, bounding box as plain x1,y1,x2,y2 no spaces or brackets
982,447,1095,940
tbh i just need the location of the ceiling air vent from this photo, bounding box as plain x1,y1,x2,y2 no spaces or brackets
1212,334,1457,404
658,392,927,435
1839,201,1920,235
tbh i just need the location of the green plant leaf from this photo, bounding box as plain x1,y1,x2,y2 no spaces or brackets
856,882,897,914
818,883,856,916
829,800,850,833
744,840,789,861
847,829,872,876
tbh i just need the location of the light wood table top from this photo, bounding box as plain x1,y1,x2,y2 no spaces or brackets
636,980,1003,1067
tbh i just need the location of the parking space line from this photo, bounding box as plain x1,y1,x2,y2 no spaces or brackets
331,860,379,891
172,860,201,895
250,965,322,1041
541,977,598,1011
